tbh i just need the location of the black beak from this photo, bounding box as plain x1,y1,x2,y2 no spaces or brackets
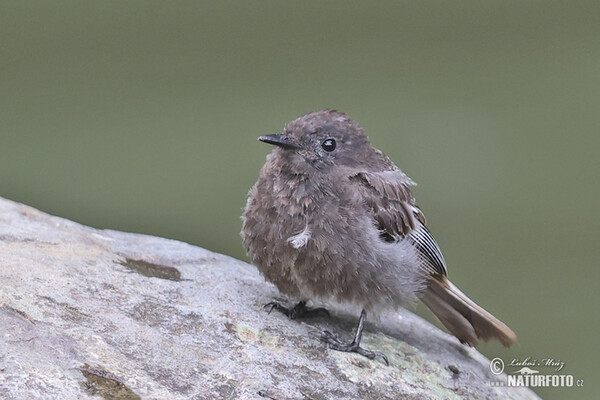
258,134,301,150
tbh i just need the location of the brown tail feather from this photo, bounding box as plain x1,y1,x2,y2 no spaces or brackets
421,278,517,347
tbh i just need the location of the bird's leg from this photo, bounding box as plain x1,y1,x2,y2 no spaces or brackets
322,309,389,366
264,300,330,319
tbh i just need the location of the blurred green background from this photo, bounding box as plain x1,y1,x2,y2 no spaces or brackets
2,1,598,398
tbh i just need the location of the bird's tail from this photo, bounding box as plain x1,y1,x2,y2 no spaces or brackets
421,277,517,347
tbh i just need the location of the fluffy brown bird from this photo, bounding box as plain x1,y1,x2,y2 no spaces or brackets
241,110,516,364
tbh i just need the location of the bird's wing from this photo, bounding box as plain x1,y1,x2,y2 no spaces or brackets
350,169,448,277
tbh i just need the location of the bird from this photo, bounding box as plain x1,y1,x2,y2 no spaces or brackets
241,109,517,364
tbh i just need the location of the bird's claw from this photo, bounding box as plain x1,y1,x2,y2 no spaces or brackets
263,301,330,319
321,330,389,366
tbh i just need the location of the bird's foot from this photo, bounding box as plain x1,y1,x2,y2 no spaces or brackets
321,330,389,366
264,300,330,320
321,309,389,366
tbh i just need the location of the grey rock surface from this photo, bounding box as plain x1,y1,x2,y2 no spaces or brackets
0,197,539,400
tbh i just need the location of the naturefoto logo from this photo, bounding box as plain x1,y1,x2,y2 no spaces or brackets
489,357,583,388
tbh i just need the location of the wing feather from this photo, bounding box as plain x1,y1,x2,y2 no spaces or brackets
351,169,447,277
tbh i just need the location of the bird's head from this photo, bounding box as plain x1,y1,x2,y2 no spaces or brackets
258,109,376,171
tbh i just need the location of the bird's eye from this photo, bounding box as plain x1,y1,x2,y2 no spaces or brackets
321,139,336,152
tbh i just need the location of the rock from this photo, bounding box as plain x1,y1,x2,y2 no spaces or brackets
0,197,539,400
